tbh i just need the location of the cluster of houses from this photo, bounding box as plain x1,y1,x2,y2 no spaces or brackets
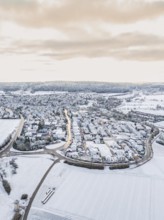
94,96,122,111
14,106,67,151
65,109,151,164
0,91,102,151
0,93,69,151
0,91,155,157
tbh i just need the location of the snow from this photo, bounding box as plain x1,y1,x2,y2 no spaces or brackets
45,141,66,150
86,142,112,158
11,90,56,96
10,148,44,153
137,109,164,116
32,91,55,95
0,91,5,95
155,121,164,128
11,90,69,96
28,141,164,220
101,92,125,97
0,119,20,146
96,144,111,158
0,155,53,220
117,92,164,115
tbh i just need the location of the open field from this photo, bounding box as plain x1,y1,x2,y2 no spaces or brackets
117,93,164,115
0,155,53,220
28,142,164,220
0,119,20,147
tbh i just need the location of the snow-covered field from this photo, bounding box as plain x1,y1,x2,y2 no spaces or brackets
0,119,20,146
28,142,164,220
155,121,164,128
0,91,5,95
117,92,164,115
0,155,53,220
10,147,44,153
10,90,69,96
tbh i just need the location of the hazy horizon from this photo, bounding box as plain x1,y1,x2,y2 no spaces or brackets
0,79,164,85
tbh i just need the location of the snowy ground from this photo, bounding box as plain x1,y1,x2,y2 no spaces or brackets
10,90,69,96
117,92,164,115
0,155,53,220
0,91,5,95
28,141,164,220
155,121,164,128
0,119,20,146
10,147,44,153
45,141,66,150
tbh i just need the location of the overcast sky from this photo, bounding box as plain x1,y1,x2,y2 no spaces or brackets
0,0,164,82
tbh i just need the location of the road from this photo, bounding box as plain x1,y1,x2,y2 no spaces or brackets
64,109,72,149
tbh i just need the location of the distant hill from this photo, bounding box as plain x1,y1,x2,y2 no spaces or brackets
0,81,163,93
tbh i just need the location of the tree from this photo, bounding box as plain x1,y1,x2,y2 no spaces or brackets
13,141,17,149
21,194,28,200
2,179,11,194
38,120,44,130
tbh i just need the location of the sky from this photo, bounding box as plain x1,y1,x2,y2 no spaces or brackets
0,0,164,83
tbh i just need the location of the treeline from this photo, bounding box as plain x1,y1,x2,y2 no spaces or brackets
0,81,130,93
30,82,131,93
0,81,164,93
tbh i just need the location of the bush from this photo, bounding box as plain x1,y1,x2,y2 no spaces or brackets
21,194,28,200
12,169,17,175
10,159,18,169
13,142,17,149
2,179,11,194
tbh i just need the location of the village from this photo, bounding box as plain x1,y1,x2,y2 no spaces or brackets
0,90,159,168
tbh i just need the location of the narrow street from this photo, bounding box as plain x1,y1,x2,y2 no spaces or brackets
64,109,72,149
